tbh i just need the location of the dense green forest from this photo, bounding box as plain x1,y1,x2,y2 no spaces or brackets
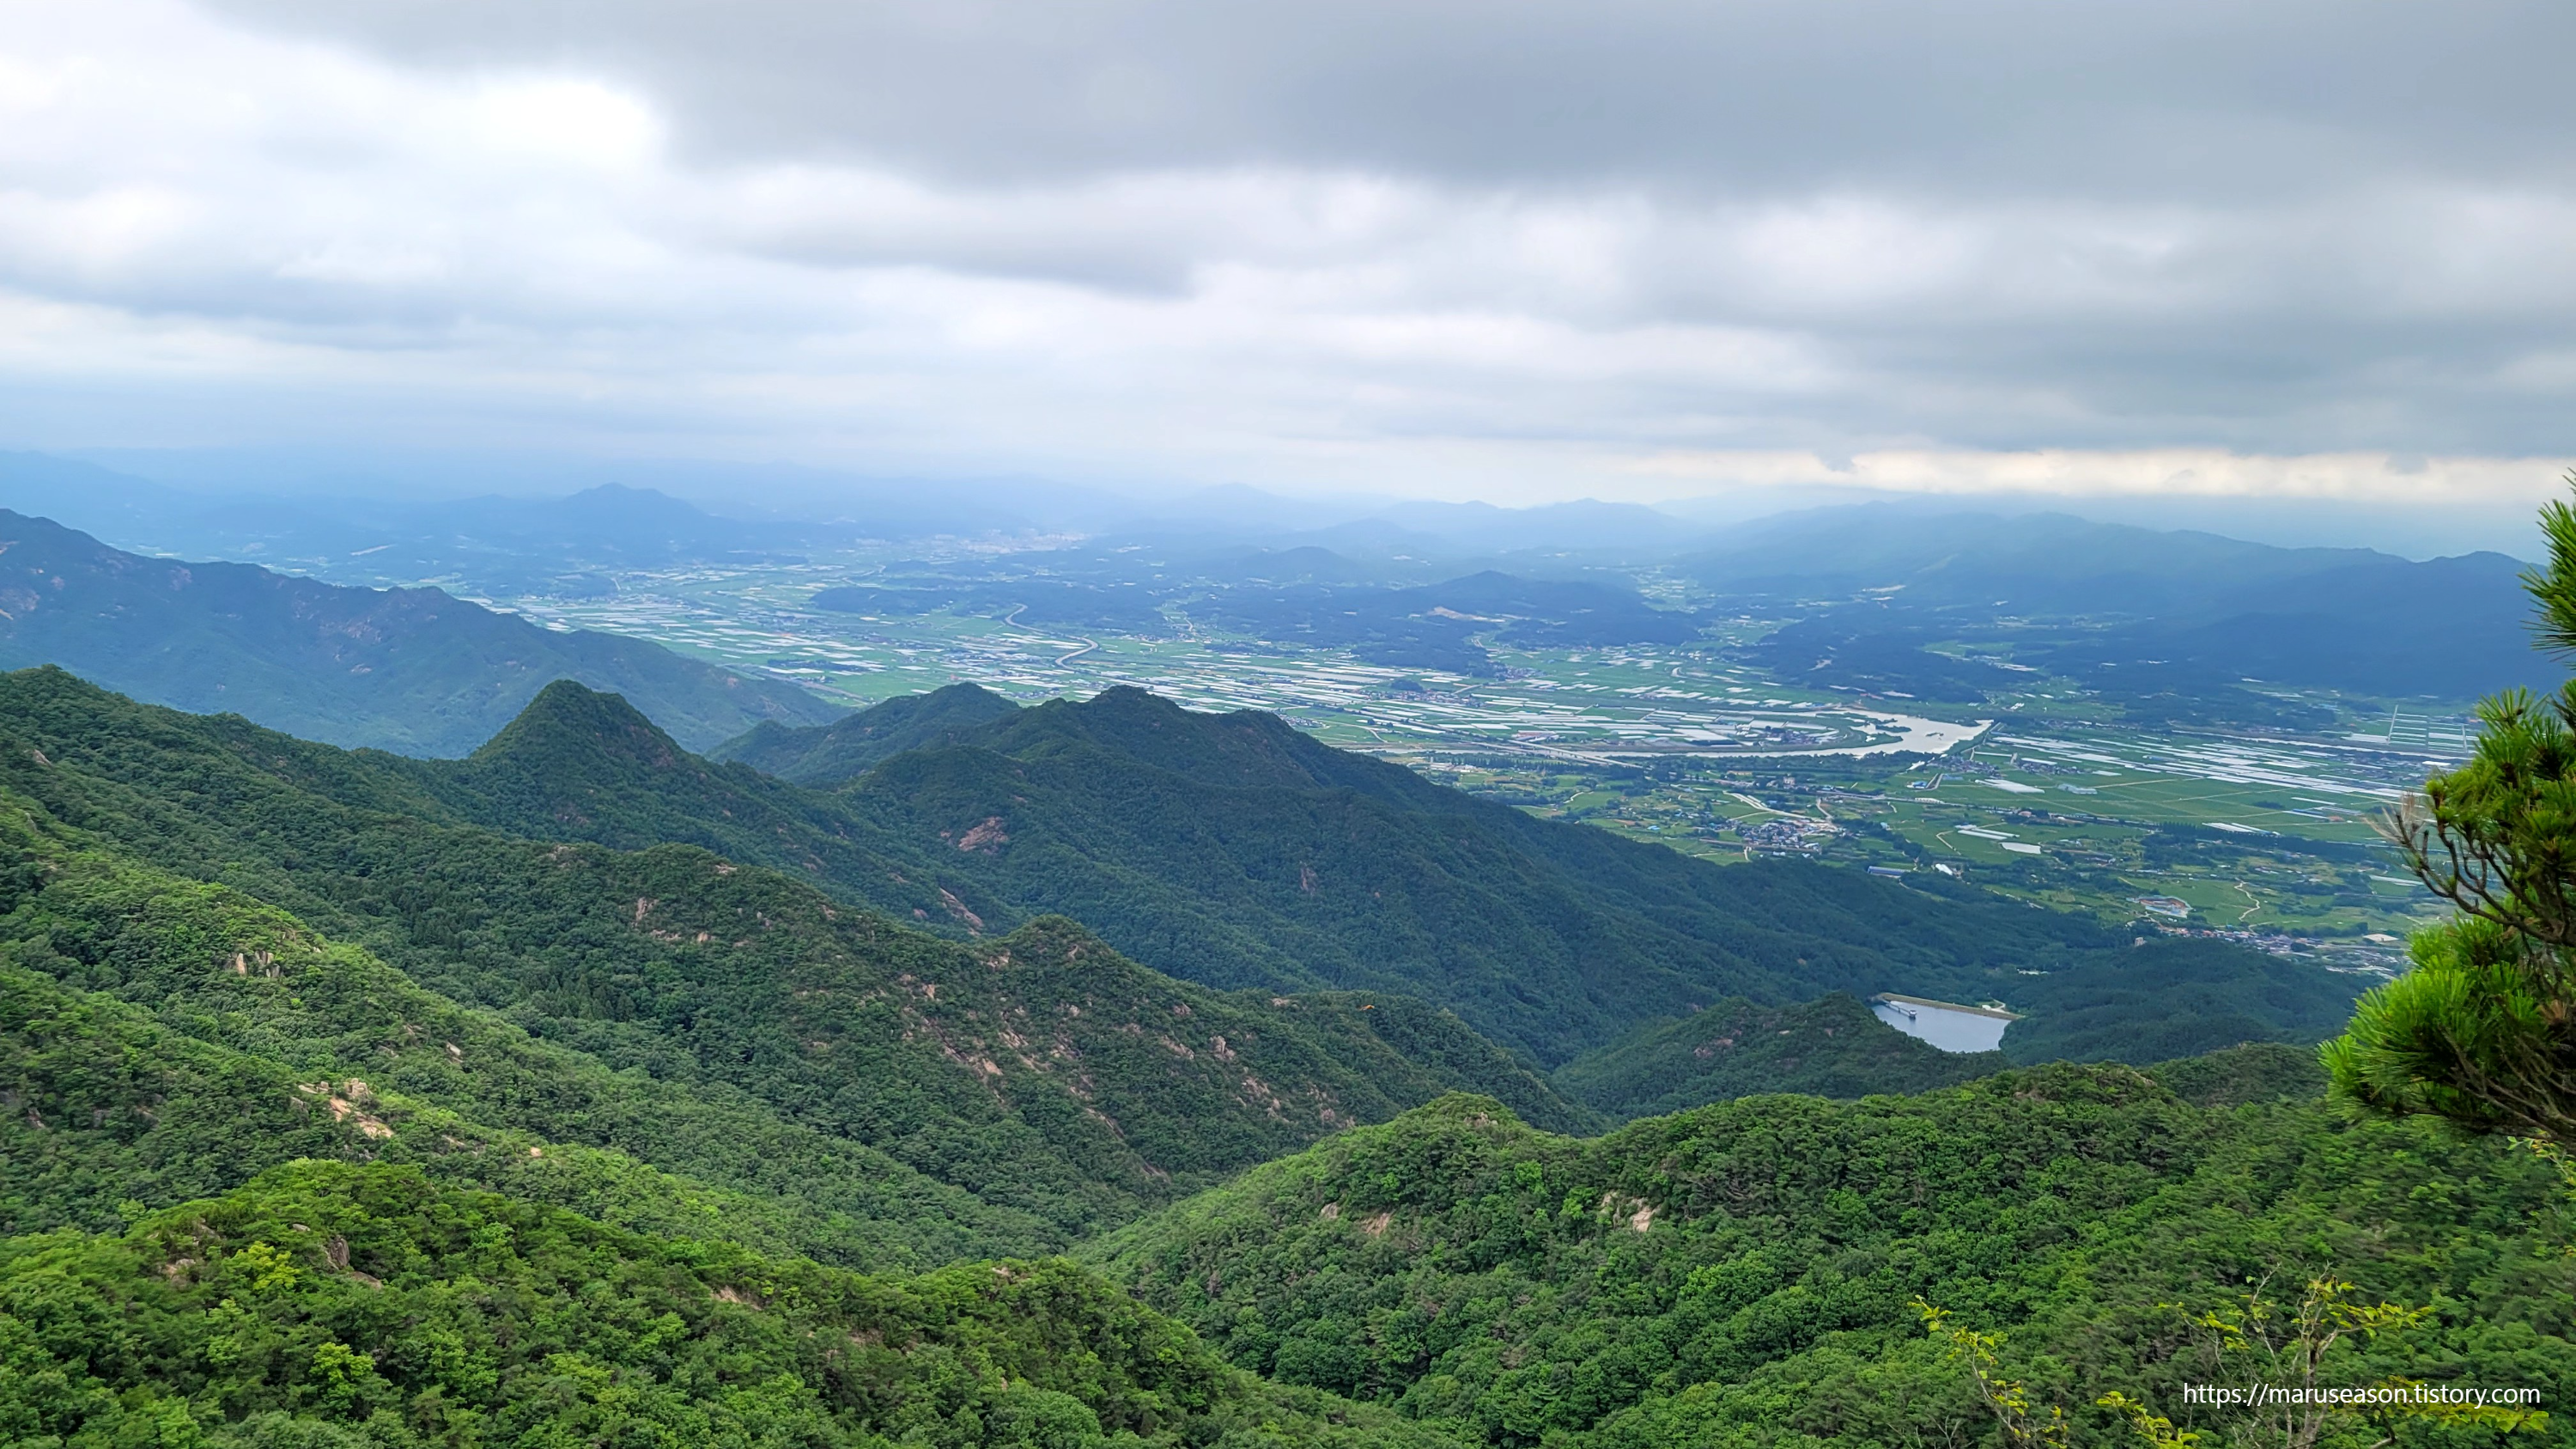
1550,994,2004,1119
0,670,1597,1256
0,1160,1458,1447
0,671,1582,1443
0,512,837,754
0,667,2358,1081
1091,1062,2576,1446
696,680,2359,1067
1550,962,2379,1122
714,683,1023,786
0,664,2561,1446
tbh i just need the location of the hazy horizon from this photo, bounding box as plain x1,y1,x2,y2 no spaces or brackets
0,443,2546,563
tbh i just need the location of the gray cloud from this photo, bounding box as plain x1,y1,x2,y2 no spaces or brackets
0,0,2570,502
200,0,2576,195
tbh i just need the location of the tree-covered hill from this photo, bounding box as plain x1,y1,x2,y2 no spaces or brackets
0,659,2549,1446
0,1160,1461,1448
1,954,1036,1268
1548,942,2366,1118
706,683,2360,1067
1088,1067,2576,1447
0,670,1588,1257
0,665,2366,1111
0,510,838,754
0,808,1054,1266
1550,994,2006,1119
714,681,1022,784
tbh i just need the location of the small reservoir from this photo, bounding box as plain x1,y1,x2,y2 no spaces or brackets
1871,993,2020,1053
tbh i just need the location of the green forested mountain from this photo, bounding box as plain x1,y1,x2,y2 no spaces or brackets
0,669,1546,1445
1090,1062,2576,1447
0,667,1584,1251
0,1160,1457,1448
0,662,2365,1124
2,953,1038,1268
1984,935,2370,1064
0,667,2556,1449
0,664,2349,1079
714,682,1022,785
1551,942,2372,1122
685,683,2359,1067
1551,994,2005,1119
0,510,838,754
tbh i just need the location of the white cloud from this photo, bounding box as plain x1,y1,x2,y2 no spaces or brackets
1622,448,2572,508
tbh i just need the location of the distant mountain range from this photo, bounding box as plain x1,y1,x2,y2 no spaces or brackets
0,454,878,594
9,444,2543,715
808,504,2541,709
1688,506,2547,706
0,509,837,753
0,450,1703,577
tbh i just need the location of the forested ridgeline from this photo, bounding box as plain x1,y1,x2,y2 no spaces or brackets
0,934,1042,1268
1090,1062,2576,1447
502,673,2354,1069
0,1160,1460,1448
715,682,1023,785
0,693,1522,1445
0,664,2494,1447
0,675,1588,1259
0,667,2359,1090
1549,993,2006,1118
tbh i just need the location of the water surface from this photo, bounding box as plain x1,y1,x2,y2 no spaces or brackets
1871,994,2015,1053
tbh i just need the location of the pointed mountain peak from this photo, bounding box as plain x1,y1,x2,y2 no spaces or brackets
927,679,1012,706
843,680,1015,728
550,483,706,521
1074,684,1185,721
976,685,1446,807
710,680,1018,785
471,679,685,772
993,685,1330,791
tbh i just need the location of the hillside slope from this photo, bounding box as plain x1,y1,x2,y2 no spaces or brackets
0,801,1053,1266
1550,994,2006,1117
0,1160,1458,1448
0,668,1588,1247
0,954,1042,1266
713,680,1018,783
693,684,2361,1066
0,509,837,753
1089,1066,2575,1446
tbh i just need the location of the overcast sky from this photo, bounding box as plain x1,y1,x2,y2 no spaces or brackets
4,0,2574,508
